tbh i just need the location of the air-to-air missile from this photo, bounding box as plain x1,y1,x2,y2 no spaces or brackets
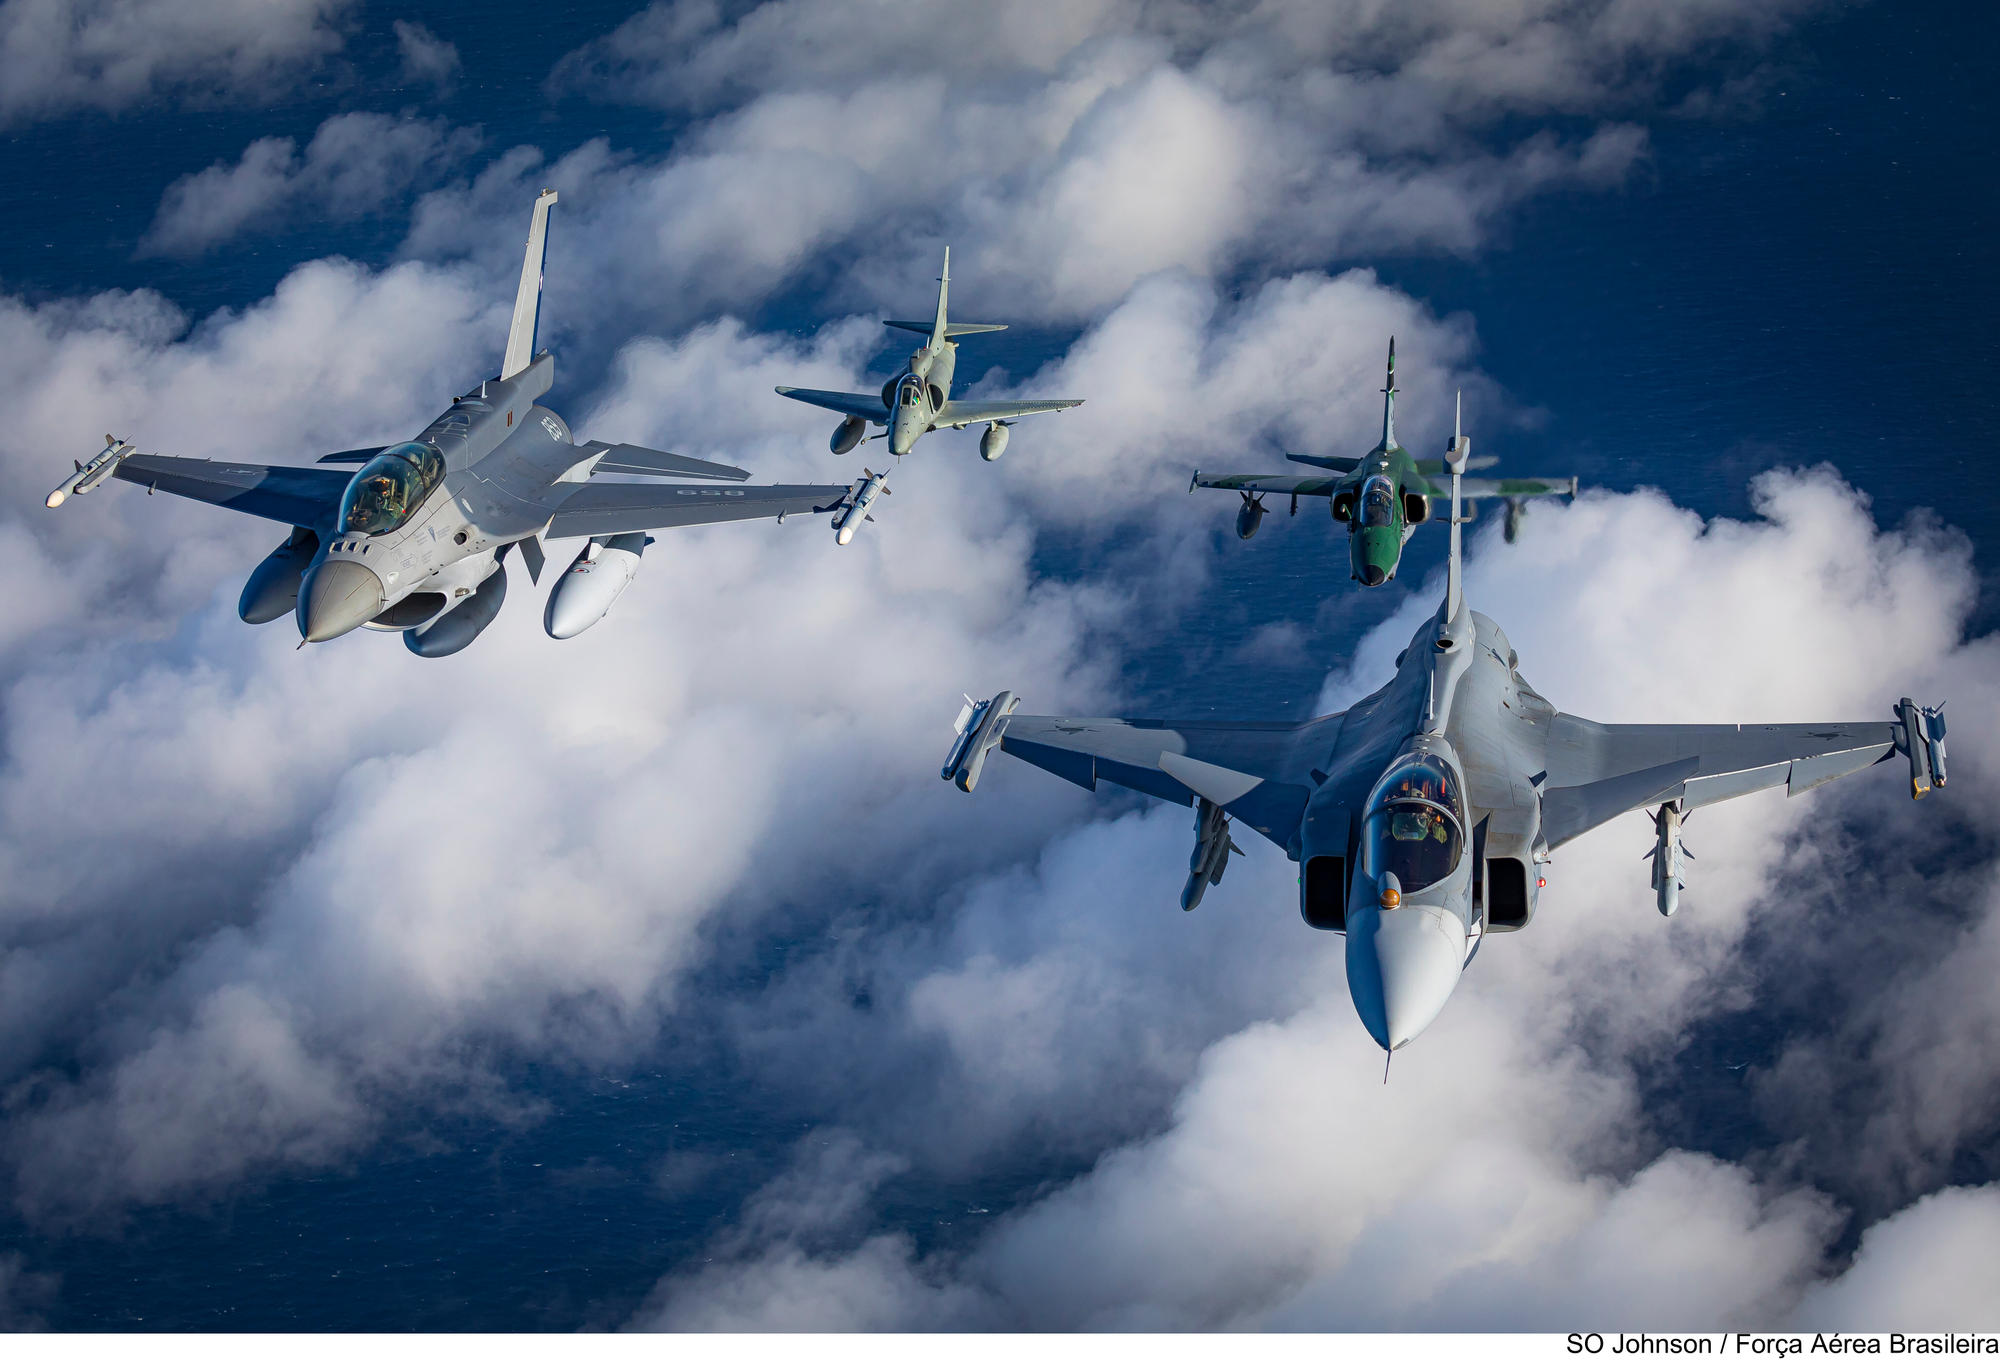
1181,798,1244,912
832,470,890,546
1644,801,1690,917
46,437,136,508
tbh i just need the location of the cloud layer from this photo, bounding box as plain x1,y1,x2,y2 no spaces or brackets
141,114,483,258
0,0,353,126
7,0,1995,1335
631,470,2000,1332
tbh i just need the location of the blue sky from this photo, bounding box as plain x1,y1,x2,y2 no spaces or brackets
0,0,1995,1331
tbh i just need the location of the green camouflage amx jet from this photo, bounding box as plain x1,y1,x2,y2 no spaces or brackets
1192,339,1578,586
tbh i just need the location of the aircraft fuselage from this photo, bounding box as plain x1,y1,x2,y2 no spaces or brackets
292,355,589,649
888,338,957,456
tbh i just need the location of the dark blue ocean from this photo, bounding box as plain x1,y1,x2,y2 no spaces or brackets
1,0,1994,1330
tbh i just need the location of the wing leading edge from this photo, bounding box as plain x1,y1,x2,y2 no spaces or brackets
934,398,1081,428
545,481,852,537
1537,713,1927,849
1191,472,1345,497
774,386,888,422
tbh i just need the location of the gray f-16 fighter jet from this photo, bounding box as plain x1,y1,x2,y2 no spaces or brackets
1191,342,1577,585
48,191,854,656
945,401,1947,1053
774,249,1082,544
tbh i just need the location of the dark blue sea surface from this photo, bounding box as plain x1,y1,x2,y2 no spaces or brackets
1,0,1994,1331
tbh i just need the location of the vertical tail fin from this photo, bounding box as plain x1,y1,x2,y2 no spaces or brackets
501,189,558,381
1380,336,1398,449
1445,389,1466,620
930,247,951,350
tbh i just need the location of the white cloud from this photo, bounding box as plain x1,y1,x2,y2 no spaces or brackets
393,19,458,92
0,0,353,126
1789,1185,2000,1332
428,0,1829,334
141,112,482,257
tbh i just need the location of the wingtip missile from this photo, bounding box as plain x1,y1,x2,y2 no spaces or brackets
48,437,135,508
833,469,889,545
1898,697,1948,797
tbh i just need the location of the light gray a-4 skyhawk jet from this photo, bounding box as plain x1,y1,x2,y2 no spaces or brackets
48,191,855,656
944,399,1948,1054
774,249,1082,544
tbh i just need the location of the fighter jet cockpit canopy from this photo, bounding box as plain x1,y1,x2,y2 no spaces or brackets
1360,752,1466,893
1361,474,1396,528
339,441,445,536
895,374,924,408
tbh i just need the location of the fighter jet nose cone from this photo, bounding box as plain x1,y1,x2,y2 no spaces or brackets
1345,903,1469,1051
1361,563,1388,586
297,558,383,643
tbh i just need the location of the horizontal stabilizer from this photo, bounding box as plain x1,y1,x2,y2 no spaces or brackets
582,441,751,482
884,321,1006,337
316,447,385,465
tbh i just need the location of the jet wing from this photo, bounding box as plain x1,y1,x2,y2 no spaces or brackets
996,713,1338,849
1538,714,1905,849
934,398,1082,428
1191,472,1345,496
544,481,853,538
1418,475,1576,500
774,387,887,422
112,454,351,529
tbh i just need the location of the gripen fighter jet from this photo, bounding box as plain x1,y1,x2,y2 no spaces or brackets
774,249,1082,544
945,399,1948,1053
1191,340,1577,585
47,191,855,656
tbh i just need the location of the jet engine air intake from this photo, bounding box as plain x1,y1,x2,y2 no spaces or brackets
1298,802,1352,931
1483,856,1533,928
